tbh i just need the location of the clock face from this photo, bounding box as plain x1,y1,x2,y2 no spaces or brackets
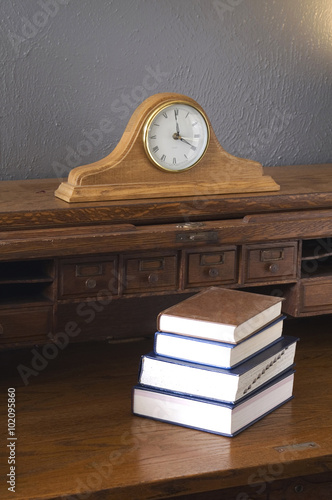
143,101,210,172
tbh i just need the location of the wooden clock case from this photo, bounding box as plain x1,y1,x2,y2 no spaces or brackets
55,92,279,202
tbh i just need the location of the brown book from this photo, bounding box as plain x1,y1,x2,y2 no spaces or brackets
157,287,284,344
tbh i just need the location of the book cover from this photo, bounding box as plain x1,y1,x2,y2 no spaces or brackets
154,315,285,369
139,335,298,403
133,370,295,437
157,287,284,343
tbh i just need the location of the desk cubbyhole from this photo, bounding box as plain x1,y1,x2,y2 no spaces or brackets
301,238,332,278
0,259,54,306
0,259,54,284
0,283,53,306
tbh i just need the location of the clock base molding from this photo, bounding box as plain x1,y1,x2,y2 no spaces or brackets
55,176,279,202
54,92,280,203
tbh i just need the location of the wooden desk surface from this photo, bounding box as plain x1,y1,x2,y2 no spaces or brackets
0,316,331,500
1,164,332,230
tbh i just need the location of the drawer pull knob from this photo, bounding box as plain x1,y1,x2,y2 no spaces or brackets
85,278,97,289
268,263,279,273
148,273,159,284
209,268,219,278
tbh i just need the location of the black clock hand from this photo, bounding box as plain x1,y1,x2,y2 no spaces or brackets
172,134,195,148
174,109,180,135
180,137,194,147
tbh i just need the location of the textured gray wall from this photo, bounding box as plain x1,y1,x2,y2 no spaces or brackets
0,0,331,181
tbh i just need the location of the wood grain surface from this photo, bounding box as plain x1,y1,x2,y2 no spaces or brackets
0,315,331,499
1,164,332,230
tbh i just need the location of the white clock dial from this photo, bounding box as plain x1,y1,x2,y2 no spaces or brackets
143,102,210,172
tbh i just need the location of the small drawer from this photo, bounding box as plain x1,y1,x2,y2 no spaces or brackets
186,247,237,287
59,257,118,298
0,306,52,344
244,242,298,283
123,253,178,293
301,279,332,313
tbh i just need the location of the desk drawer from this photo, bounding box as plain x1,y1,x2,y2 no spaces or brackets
0,306,52,344
186,247,237,287
300,279,332,313
59,257,118,298
123,252,178,293
244,242,298,283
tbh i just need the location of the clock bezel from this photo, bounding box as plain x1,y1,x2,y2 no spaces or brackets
142,99,210,173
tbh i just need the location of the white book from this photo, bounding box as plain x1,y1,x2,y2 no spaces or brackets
133,370,295,437
139,336,298,403
155,316,284,369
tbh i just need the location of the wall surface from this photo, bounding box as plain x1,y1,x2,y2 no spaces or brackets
0,0,331,181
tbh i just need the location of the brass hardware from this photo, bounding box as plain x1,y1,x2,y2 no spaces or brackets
139,259,164,272
261,249,284,262
208,268,219,278
201,253,224,266
268,263,279,273
176,231,218,243
274,442,319,453
76,263,103,277
176,222,205,229
85,278,97,289
148,273,159,284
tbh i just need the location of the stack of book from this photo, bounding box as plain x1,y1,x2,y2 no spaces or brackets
132,287,298,437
